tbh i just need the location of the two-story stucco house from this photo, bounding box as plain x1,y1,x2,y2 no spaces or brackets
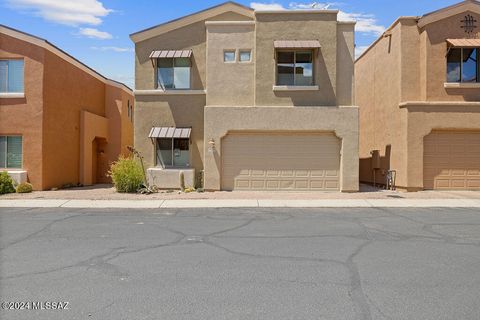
356,0,480,191
130,1,359,192
0,25,134,190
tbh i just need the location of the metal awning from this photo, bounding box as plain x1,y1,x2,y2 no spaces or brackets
148,127,191,139
274,40,321,49
446,39,480,48
149,50,192,59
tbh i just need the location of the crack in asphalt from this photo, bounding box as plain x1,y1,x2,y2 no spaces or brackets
2,207,480,319
0,210,88,251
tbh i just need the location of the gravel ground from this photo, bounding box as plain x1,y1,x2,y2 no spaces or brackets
1,184,480,200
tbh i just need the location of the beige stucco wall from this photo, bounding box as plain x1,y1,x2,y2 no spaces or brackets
134,11,252,91
422,11,480,102
0,33,45,189
356,8,480,190
336,22,355,106
254,12,339,106
133,7,358,191
204,106,359,192
356,20,408,187
206,23,255,106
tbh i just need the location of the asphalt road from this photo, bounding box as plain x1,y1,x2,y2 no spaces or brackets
0,207,479,320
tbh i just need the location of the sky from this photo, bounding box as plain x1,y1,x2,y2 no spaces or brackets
0,0,465,88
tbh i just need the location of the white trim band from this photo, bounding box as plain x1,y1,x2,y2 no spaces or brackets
444,82,480,89
134,89,207,96
0,92,25,98
273,85,319,91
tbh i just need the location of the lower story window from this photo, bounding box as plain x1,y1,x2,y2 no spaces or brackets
156,138,190,168
0,136,23,168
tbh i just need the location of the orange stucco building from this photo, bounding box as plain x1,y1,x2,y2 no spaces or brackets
0,25,134,190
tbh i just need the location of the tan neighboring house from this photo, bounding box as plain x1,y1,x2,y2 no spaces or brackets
130,1,359,192
0,25,134,190
356,0,480,191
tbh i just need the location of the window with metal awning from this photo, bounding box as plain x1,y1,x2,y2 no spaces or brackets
149,50,193,90
446,39,480,83
149,127,192,168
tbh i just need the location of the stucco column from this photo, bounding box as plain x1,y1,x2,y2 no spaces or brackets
80,111,110,186
336,127,359,192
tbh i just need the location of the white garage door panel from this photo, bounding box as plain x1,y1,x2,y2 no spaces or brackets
222,133,341,191
424,132,480,190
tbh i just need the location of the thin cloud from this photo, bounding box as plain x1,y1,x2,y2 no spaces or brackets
355,45,369,59
250,2,286,10
338,11,385,36
250,2,385,36
78,28,112,40
6,0,112,26
91,46,134,52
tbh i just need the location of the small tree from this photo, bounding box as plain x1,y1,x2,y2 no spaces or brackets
108,156,144,193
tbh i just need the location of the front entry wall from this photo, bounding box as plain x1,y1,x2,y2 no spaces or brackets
222,133,341,191
204,106,359,192
424,131,480,190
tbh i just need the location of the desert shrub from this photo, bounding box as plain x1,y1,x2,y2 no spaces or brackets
16,182,33,193
108,156,144,193
0,172,15,195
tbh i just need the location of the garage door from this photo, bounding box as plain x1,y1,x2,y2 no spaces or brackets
222,132,341,191
424,131,480,190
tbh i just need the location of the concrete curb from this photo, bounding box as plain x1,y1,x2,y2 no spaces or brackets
1,198,480,208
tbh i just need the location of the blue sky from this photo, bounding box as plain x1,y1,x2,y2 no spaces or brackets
0,0,464,88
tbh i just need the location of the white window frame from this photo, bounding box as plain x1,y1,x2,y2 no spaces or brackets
0,135,23,169
0,59,25,96
223,50,236,63
155,138,191,168
239,49,252,63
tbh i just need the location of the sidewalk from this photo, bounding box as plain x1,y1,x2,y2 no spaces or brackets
1,184,480,208
1,198,480,208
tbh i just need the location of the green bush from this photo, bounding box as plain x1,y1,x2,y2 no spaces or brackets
0,172,15,195
16,182,33,193
108,156,144,193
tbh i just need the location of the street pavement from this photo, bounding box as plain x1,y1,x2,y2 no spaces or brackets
0,207,479,320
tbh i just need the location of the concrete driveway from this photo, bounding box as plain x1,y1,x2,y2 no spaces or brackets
1,207,479,320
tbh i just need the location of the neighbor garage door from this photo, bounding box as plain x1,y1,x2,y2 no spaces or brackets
424,131,480,190
222,132,341,191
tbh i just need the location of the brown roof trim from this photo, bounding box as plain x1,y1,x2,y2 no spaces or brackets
0,24,132,94
355,16,419,63
130,1,254,43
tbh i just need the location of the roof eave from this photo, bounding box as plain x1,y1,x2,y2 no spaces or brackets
130,1,254,43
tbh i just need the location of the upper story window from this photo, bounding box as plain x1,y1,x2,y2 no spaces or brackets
239,50,251,62
224,50,236,63
276,50,313,86
157,57,191,89
447,47,479,83
0,60,24,93
0,136,23,169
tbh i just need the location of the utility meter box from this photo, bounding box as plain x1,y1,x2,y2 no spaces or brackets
370,150,381,169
